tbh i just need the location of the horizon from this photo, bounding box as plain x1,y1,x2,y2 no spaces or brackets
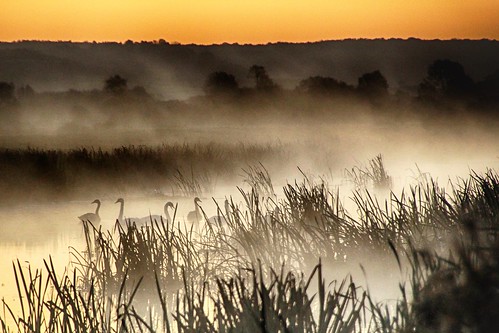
1,37,498,46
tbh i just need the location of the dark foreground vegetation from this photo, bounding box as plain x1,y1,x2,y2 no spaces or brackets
1,165,498,332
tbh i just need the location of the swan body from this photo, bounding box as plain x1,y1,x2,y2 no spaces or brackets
206,199,230,225
187,197,202,224
137,201,175,225
137,214,162,225
78,199,101,224
115,198,142,225
206,215,227,224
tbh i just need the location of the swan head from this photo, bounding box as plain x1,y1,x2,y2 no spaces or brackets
92,199,101,205
194,197,202,205
115,198,124,204
164,201,175,210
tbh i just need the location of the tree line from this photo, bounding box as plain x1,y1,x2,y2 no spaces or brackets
203,59,498,108
1,59,498,110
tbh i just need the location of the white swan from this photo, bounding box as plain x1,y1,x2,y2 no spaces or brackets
137,201,175,225
187,197,203,225
206,199,230,225
163,201,175,223
115,198,141,225
115,198,125,223
78,199,101,224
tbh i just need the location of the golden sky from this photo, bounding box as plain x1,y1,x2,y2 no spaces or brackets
1,0,498,44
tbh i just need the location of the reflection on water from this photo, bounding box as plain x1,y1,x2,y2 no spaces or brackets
0,201,84,309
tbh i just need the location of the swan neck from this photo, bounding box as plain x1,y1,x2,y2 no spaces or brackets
118,202,124,221
95,201,101,215
165,208,171,223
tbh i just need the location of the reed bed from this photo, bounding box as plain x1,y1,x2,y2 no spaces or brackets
1,167,499,332
0,143,284,205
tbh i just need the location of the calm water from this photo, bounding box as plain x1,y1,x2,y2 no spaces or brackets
0,196,227,312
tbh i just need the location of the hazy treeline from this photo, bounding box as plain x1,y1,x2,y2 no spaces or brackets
1,39,498,141
1,53,498,140
1,39,498,99
1,39,497,109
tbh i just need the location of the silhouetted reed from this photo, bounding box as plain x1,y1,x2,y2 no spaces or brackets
345,154,392,191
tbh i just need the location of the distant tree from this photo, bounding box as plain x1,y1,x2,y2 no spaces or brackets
104,75,128,94
0,82,16,105
418,59,474,102
476,70,499,104
297,76,353,95
17,84,35,99
131,85,148,97
248,65,278,92
357,70,389,98
204,71,239,97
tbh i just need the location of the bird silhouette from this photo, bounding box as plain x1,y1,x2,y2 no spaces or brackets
163,201,175,223
206,199,230,225
115,198,140,225
137,201,176,225
187,197,203,225
78,199,101,225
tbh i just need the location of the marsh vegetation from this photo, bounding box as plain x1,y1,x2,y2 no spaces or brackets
1,156,498,332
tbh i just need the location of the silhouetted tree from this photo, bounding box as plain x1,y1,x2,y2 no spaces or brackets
357,70,389,98
104,75,128,94
131,85,149,97
248,65,278,92
0,82,16,105
297,76,354,96
17,84,35,99
418,59,474,102
476,70,499,104
204,71,239,97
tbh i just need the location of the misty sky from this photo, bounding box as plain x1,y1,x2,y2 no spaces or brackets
1,1,498,43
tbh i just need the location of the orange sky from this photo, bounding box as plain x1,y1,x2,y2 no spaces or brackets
1,0,498,44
